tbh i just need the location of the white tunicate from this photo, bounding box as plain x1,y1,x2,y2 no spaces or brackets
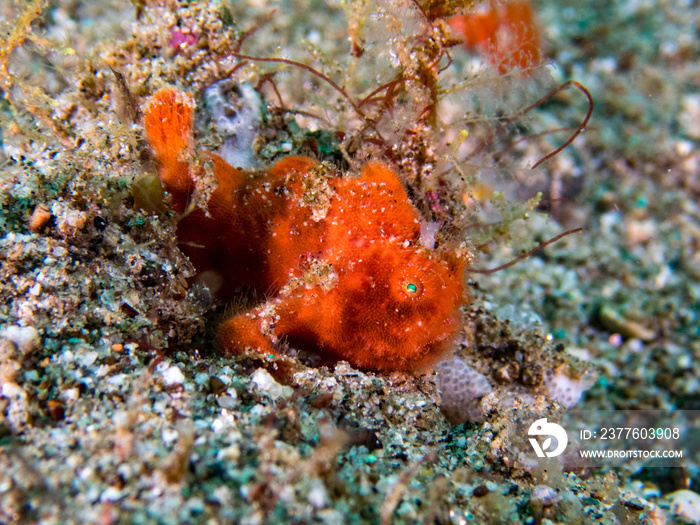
435,357,493,424
545,370,596,408
419,220,441,249
204,80,261,169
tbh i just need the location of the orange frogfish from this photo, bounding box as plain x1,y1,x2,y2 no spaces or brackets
143,88,469,373
449,0,542,74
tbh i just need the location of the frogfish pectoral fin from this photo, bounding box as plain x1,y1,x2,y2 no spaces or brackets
217,310,279,357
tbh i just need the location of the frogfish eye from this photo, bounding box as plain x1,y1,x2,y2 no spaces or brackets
393,274,425,301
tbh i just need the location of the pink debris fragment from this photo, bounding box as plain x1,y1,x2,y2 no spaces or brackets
426,190,443,214
170,30,197,50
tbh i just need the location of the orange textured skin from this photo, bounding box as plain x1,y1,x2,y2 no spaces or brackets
449,0,542,74
144,88,468,373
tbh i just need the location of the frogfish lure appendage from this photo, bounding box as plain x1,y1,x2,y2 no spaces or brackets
143,87,470,373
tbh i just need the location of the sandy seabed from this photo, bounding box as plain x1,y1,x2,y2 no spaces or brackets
0,0,699,523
